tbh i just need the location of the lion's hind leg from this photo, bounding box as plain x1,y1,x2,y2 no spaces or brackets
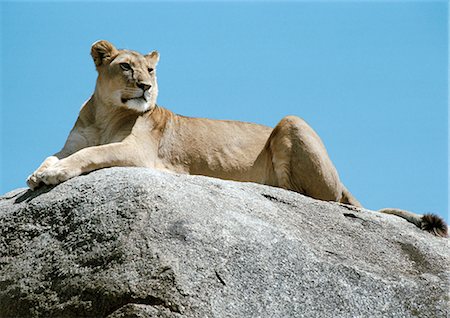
266,116,344,202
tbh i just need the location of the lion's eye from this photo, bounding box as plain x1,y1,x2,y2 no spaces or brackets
148,68,154,74
120,63,131,71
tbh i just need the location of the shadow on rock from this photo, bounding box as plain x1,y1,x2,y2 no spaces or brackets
14,185,55,204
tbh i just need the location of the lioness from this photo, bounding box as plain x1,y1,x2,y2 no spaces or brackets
27,40,447,237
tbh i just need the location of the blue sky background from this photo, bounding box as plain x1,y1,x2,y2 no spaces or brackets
1,1,448,221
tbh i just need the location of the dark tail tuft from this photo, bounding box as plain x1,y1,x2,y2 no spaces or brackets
420,214,448,238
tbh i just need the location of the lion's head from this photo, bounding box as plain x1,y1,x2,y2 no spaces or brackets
90,40,159,112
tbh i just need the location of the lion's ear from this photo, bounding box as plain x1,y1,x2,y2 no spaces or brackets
91,40,118,67
145,50,160,66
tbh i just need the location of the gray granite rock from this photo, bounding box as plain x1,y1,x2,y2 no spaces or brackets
0,167,448,318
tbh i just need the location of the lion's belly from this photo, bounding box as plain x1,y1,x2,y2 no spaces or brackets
158,117,273,183
188,139,268,182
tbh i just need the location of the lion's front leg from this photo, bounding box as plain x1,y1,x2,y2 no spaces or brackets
34,141,145,188
27,156,60,190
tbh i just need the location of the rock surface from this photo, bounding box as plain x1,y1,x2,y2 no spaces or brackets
0,167,448,318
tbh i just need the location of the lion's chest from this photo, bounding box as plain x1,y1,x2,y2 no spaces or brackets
95,113,139,145
97,129,131,144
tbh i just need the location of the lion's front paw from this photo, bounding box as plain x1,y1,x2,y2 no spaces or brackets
27,174,42,190
27,156,60,190
37,163,80,186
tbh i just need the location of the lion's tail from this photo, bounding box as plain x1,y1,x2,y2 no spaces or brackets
379,208,448,238
340,187,448,237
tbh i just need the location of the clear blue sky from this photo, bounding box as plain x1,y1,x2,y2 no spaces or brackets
1,1,448,221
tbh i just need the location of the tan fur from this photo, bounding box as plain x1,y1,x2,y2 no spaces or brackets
27,41,446,237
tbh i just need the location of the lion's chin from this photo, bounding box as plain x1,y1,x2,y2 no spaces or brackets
122,97,152,112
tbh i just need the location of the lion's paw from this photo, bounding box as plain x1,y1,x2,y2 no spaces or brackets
26,174,41,190
37,163,80,186
27,156,60,190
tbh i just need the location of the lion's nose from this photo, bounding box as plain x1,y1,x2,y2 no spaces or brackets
137,82,151,91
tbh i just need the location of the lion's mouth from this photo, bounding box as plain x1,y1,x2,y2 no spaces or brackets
121,95,147,104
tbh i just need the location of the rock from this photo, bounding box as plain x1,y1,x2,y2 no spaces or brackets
0,167,448,318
